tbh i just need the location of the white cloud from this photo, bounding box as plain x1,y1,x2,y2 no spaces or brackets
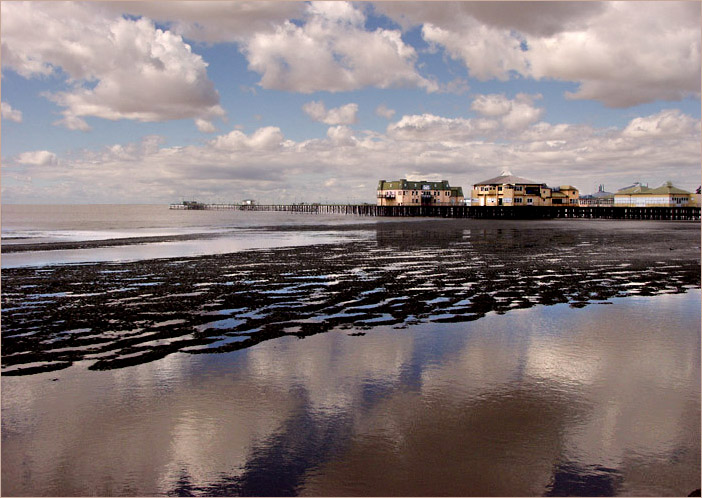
375,104,396,120
422,21,528,82
1,2,225,129
326,125,357,146
622,109,700,138
4,110,699,204
379,1,701,107
195,119,217,133
108,1,306,44
470,94,513,117
16,150,58,166
54,115,91,132
386,113,499,142
303,101,358,125
471,94,544,131
1,102,23,123
529,2,701,107
210,126,284,151
240,2,437,93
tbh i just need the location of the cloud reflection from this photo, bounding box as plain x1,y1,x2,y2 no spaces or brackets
2,291,699,496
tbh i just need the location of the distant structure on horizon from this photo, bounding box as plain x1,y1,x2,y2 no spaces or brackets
241,199,256,206
470,170,579,207
578,184,614,207
376,179,465,206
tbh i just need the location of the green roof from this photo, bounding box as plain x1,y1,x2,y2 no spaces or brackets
649,182,691,195
616,183,652,195
617,181,690,196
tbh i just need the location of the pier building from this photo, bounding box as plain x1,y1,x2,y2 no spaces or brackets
470,170,579,207
579,185,615,207
376,179,465,206
614,181,694,207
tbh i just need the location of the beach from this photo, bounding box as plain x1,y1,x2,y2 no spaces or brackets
1,208,700,496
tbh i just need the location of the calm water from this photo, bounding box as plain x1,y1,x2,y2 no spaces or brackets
1,205,700,496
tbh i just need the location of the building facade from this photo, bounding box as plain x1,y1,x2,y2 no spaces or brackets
579,185,615,207
471,171,579,207
377,179,465,206
614,182,694,207
550,185,580,205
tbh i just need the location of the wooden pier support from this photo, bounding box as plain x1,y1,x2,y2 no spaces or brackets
169,203,700,221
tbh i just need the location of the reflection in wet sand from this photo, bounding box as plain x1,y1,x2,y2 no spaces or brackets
1,291,698,496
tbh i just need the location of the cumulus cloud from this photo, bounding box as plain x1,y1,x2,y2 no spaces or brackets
108,1,305,44
471,93,544,131
529,2,701,107
375,104,396,120
379,1,700,107
4,109,700,204
375,2,605,37
422,21,529,81
622,109,700,138
303,101,358,125
240,2,437,93
326,125,357,146
16,150,58,166
1,2,225,129
1,102,23,123
195,119,217,133
54,115,91,132
210,126,284,151
387,113,497,142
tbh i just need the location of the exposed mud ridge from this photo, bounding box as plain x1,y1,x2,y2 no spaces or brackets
2,221,699,376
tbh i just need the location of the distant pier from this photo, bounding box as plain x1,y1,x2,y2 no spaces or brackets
169,202,700,221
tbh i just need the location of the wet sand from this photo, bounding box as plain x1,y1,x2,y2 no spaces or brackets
2,219,700,376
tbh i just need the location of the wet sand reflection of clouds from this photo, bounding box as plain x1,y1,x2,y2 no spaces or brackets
1,289,699,495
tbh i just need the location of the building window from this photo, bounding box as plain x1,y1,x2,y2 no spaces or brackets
515,186,523,192
514,197,523,204
527,198,533,204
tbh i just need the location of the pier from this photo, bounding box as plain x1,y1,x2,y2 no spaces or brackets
169,203,700,221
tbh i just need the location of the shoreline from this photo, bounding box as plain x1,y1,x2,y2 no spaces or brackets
3,216,699,254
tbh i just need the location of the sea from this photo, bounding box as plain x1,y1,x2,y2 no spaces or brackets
0,204,375,268
1,204,700,496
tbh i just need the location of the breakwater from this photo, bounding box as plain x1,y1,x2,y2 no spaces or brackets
170,203,700,220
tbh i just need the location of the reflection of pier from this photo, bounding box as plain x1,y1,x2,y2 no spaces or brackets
170,203,700,220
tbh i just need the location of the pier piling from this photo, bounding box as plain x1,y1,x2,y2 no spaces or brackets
169,203,700,221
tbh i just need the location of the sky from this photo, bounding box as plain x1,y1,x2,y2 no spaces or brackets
1,1,700,204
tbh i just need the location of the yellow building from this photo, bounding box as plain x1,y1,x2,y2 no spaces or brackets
377,179,465,206
471,171,578,207
614,181,694,207
550,185,580,205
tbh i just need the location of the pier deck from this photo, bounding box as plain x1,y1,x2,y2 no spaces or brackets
169,203,700,220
